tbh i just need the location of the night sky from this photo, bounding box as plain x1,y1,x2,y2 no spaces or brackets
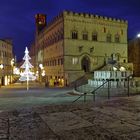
0,0,140,61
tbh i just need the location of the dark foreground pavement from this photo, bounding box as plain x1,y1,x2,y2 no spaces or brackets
0,95,140,140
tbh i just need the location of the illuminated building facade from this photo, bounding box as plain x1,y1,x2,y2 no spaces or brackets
30,11,128,86
0,39,14,86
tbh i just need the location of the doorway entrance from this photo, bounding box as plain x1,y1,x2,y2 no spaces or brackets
81,56,90,72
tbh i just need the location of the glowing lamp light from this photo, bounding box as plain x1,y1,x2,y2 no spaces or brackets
119,66,126,72
113,66,117,71
137,33,140,38
39,64,44,69
41,70,45,76
11,58,14,66
0,64,4,69
41,72,45,76
13,67,20,75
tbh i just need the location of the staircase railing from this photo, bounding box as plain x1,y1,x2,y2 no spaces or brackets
73,74,133,103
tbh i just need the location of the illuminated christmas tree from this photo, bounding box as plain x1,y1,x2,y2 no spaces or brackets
19,47,36,90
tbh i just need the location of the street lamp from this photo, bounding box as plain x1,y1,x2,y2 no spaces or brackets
10,58,14,84
39,64,46,83
39,64,43,83
137,33,140,38
0,64,4,69
39,64,44,70
0,64,4,86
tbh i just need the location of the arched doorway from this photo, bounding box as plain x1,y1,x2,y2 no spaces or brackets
81,56,90,72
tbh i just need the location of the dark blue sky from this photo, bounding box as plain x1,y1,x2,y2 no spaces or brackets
0,0,140,61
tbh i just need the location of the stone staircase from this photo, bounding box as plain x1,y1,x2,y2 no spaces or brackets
69,72,93,88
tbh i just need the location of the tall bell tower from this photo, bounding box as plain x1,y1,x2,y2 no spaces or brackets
35,14,46,35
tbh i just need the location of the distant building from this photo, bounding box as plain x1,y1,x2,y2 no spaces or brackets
128,38,140,77
0,39,14,86
30,11,129,86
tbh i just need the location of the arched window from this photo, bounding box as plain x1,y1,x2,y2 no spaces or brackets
115,34,120,43
106,33,112,42
71,31,78,39
92,32,98,41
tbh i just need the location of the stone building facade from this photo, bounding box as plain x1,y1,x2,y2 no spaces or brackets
0,39,14,86
31,11,128,86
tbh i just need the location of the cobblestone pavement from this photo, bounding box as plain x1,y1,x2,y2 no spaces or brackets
0,95,140,140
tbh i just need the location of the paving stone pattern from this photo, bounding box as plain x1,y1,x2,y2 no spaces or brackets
0,96,140,140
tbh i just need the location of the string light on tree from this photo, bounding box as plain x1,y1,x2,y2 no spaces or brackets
19,47,36,90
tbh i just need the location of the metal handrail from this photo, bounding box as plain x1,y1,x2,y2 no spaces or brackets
72,74,133,103
72,93,85,103
91,79,110,94
73,79,111,103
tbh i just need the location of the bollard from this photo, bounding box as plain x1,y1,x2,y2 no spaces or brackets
108,80,110,99
93,92,95,102
84,93,86,102
127,77,130,97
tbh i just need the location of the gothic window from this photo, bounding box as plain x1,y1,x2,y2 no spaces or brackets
83,32,88,40
71,31,78,39
115,34,120,43
106,33,112,42
92,32,98,41
54,60,56,66
58,59,60,65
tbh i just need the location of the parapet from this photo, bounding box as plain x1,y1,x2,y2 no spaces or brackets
63,10,128,24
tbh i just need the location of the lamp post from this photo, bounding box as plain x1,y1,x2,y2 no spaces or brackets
39,64,43,83
39,64,45,83
0,64,4,86
11,58,14,84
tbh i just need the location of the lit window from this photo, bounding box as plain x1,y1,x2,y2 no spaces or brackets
72,57,78,64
